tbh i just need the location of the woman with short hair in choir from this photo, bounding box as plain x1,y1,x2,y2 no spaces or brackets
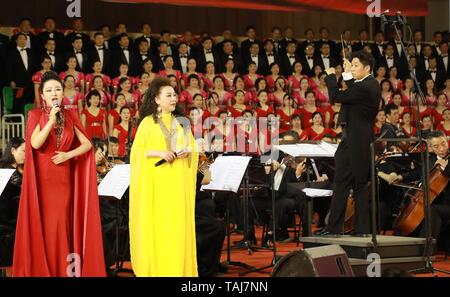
421,115,434,135
443,78,450,100
115,77,139,114
293,77,310,108
108,93,127,135
228,90,250,118
33,55,53,108
62,75,84,117
433,93,449,127
265,63,284,92
269,77,288,107
129,77,198,276
304,111,334,141
401,112,416,138
412,93,433,124
235,110,259,155
309,65,323,90
391,91,408,118
202,62,216,92
141,58,157,83
380,79,393,106
81,90,107,139
248,77,267,104
167,74,181,94
314,72,330,108
255,90,274,119
276,94,298,132
334,64,343,83
191,93,210,124
290,114,307,141
92,75,112,110
112,63,138,94
134,72,151,108
13,71,105,276
425,79,437,105
181,58,204,90
221,58,238,92
288,62,306,97
388,66,403,91
112,106,137,158
233,75,253,106
243,62,262,91
206,92,221,118
85,61,111,92
179,74,208,107
298,90,321,129
375,65,387,85
211,76,233,108
60,55,85,94
374,109,386,136
158,55,182,82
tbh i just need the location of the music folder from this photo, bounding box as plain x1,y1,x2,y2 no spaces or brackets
98,164,130,200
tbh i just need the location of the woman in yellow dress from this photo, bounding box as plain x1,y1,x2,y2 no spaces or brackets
129,77,199,276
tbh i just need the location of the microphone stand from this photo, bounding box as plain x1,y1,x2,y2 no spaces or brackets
386,15,450,275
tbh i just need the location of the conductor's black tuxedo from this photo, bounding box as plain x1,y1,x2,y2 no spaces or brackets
325,73,381,234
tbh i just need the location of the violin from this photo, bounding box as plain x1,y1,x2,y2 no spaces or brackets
198,153,214,175
343,190,355,234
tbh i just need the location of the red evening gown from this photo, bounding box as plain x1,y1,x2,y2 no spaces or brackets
12,109,106,276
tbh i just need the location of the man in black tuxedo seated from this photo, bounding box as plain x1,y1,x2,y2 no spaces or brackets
195,159,227,277
381,131,450,252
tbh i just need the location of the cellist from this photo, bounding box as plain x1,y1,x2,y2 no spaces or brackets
382,131,450,243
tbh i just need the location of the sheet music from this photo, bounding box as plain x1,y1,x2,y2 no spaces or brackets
0,169,15,198
98,164,130,200
275,141,337,157
201,156,252,193
302,188,333,197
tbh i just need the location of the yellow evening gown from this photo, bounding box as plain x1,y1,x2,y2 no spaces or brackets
129,113,198,276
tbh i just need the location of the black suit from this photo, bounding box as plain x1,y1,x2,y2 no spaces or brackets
173,54,191,74
65,31,92,51
195,49,220,73
260,52,279,76
371,42,386,61
112,47,139,76
43,51,65,74
37,31,66,53
315,39,338,60
152,54,167,73
0,33,9,88
315,55,338,72
438,54,450,77
133,35,159,54
65,49,90,73
218,52,242,74
242,54,266,75
353,41,372,52
7,47,36,112
133,50,154,75
279,53,299,78
423,68,446,92
240,39,262,60
279,38,298,55
376,55,407,79
325,73,381,234
299,55,316,77
87,46,112,76
11,32,40,53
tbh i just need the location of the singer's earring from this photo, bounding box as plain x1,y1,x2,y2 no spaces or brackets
157,105,162,118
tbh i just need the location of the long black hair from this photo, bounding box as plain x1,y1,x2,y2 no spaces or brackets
0,137,25,168
139,76,184,124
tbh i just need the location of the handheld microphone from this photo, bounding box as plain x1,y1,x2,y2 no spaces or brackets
52,98,62,125
155,152,177,167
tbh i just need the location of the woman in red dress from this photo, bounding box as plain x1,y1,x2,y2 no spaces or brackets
288,62,306,97
432,93,448,127
304,111,334,141
388,66,403,92
181,58,204,90
13,71,105,276
92,75,112,111
211,76,233,108
255,90,274,119
62,75,84,117
113,77,139,114
290,113,307,141
179,74,208,107
276,94,298,132
158,56,182,82
243,62,262,94
265,63,285,92
112,106,137,158
401,112,417,138
81,90,107,139
221,59,239,93
205,92,221,119
228,90,250,118
133,72,151,109
298,90,322,129
269,77,288,108
108,93,127,135
112,63,138,94
202,62,217,92
59,56,85,94
85,61,111,92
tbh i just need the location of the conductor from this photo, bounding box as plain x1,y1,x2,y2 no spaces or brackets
321,51,380,236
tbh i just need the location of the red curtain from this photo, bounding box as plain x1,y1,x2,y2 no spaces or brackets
103,0,428,16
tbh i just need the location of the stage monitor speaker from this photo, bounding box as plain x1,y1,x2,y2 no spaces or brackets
271,244,354,277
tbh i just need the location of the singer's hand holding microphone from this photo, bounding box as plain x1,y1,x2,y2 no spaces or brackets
155,149,190,167
50,99,62,125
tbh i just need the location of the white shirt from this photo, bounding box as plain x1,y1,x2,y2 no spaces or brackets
23,33,31,49
47,51,55,68
17,47,28,70
204,49,214,63
429,69,437,81
96,46,104,65
251,54,259,67
386,56,394,68
266,53,275,65
377,44,384,56
415,43,422,55
395,42,403,56
274,163,286,191
306,55,314,69
424,58,430,71
74,49,83,68
179,55,188,73
288,53,296,66
322,55,330,69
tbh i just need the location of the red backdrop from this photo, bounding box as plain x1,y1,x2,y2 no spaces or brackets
103,0,428,16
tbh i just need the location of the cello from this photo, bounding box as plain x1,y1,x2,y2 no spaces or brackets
393,152,450,236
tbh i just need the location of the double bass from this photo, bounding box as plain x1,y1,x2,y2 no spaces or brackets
393,152,450,236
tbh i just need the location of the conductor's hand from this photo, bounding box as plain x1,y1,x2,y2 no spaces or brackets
343,58,352,73
272,160,281,172
160,151,177,163
325,67,336,76
52,151,70,165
